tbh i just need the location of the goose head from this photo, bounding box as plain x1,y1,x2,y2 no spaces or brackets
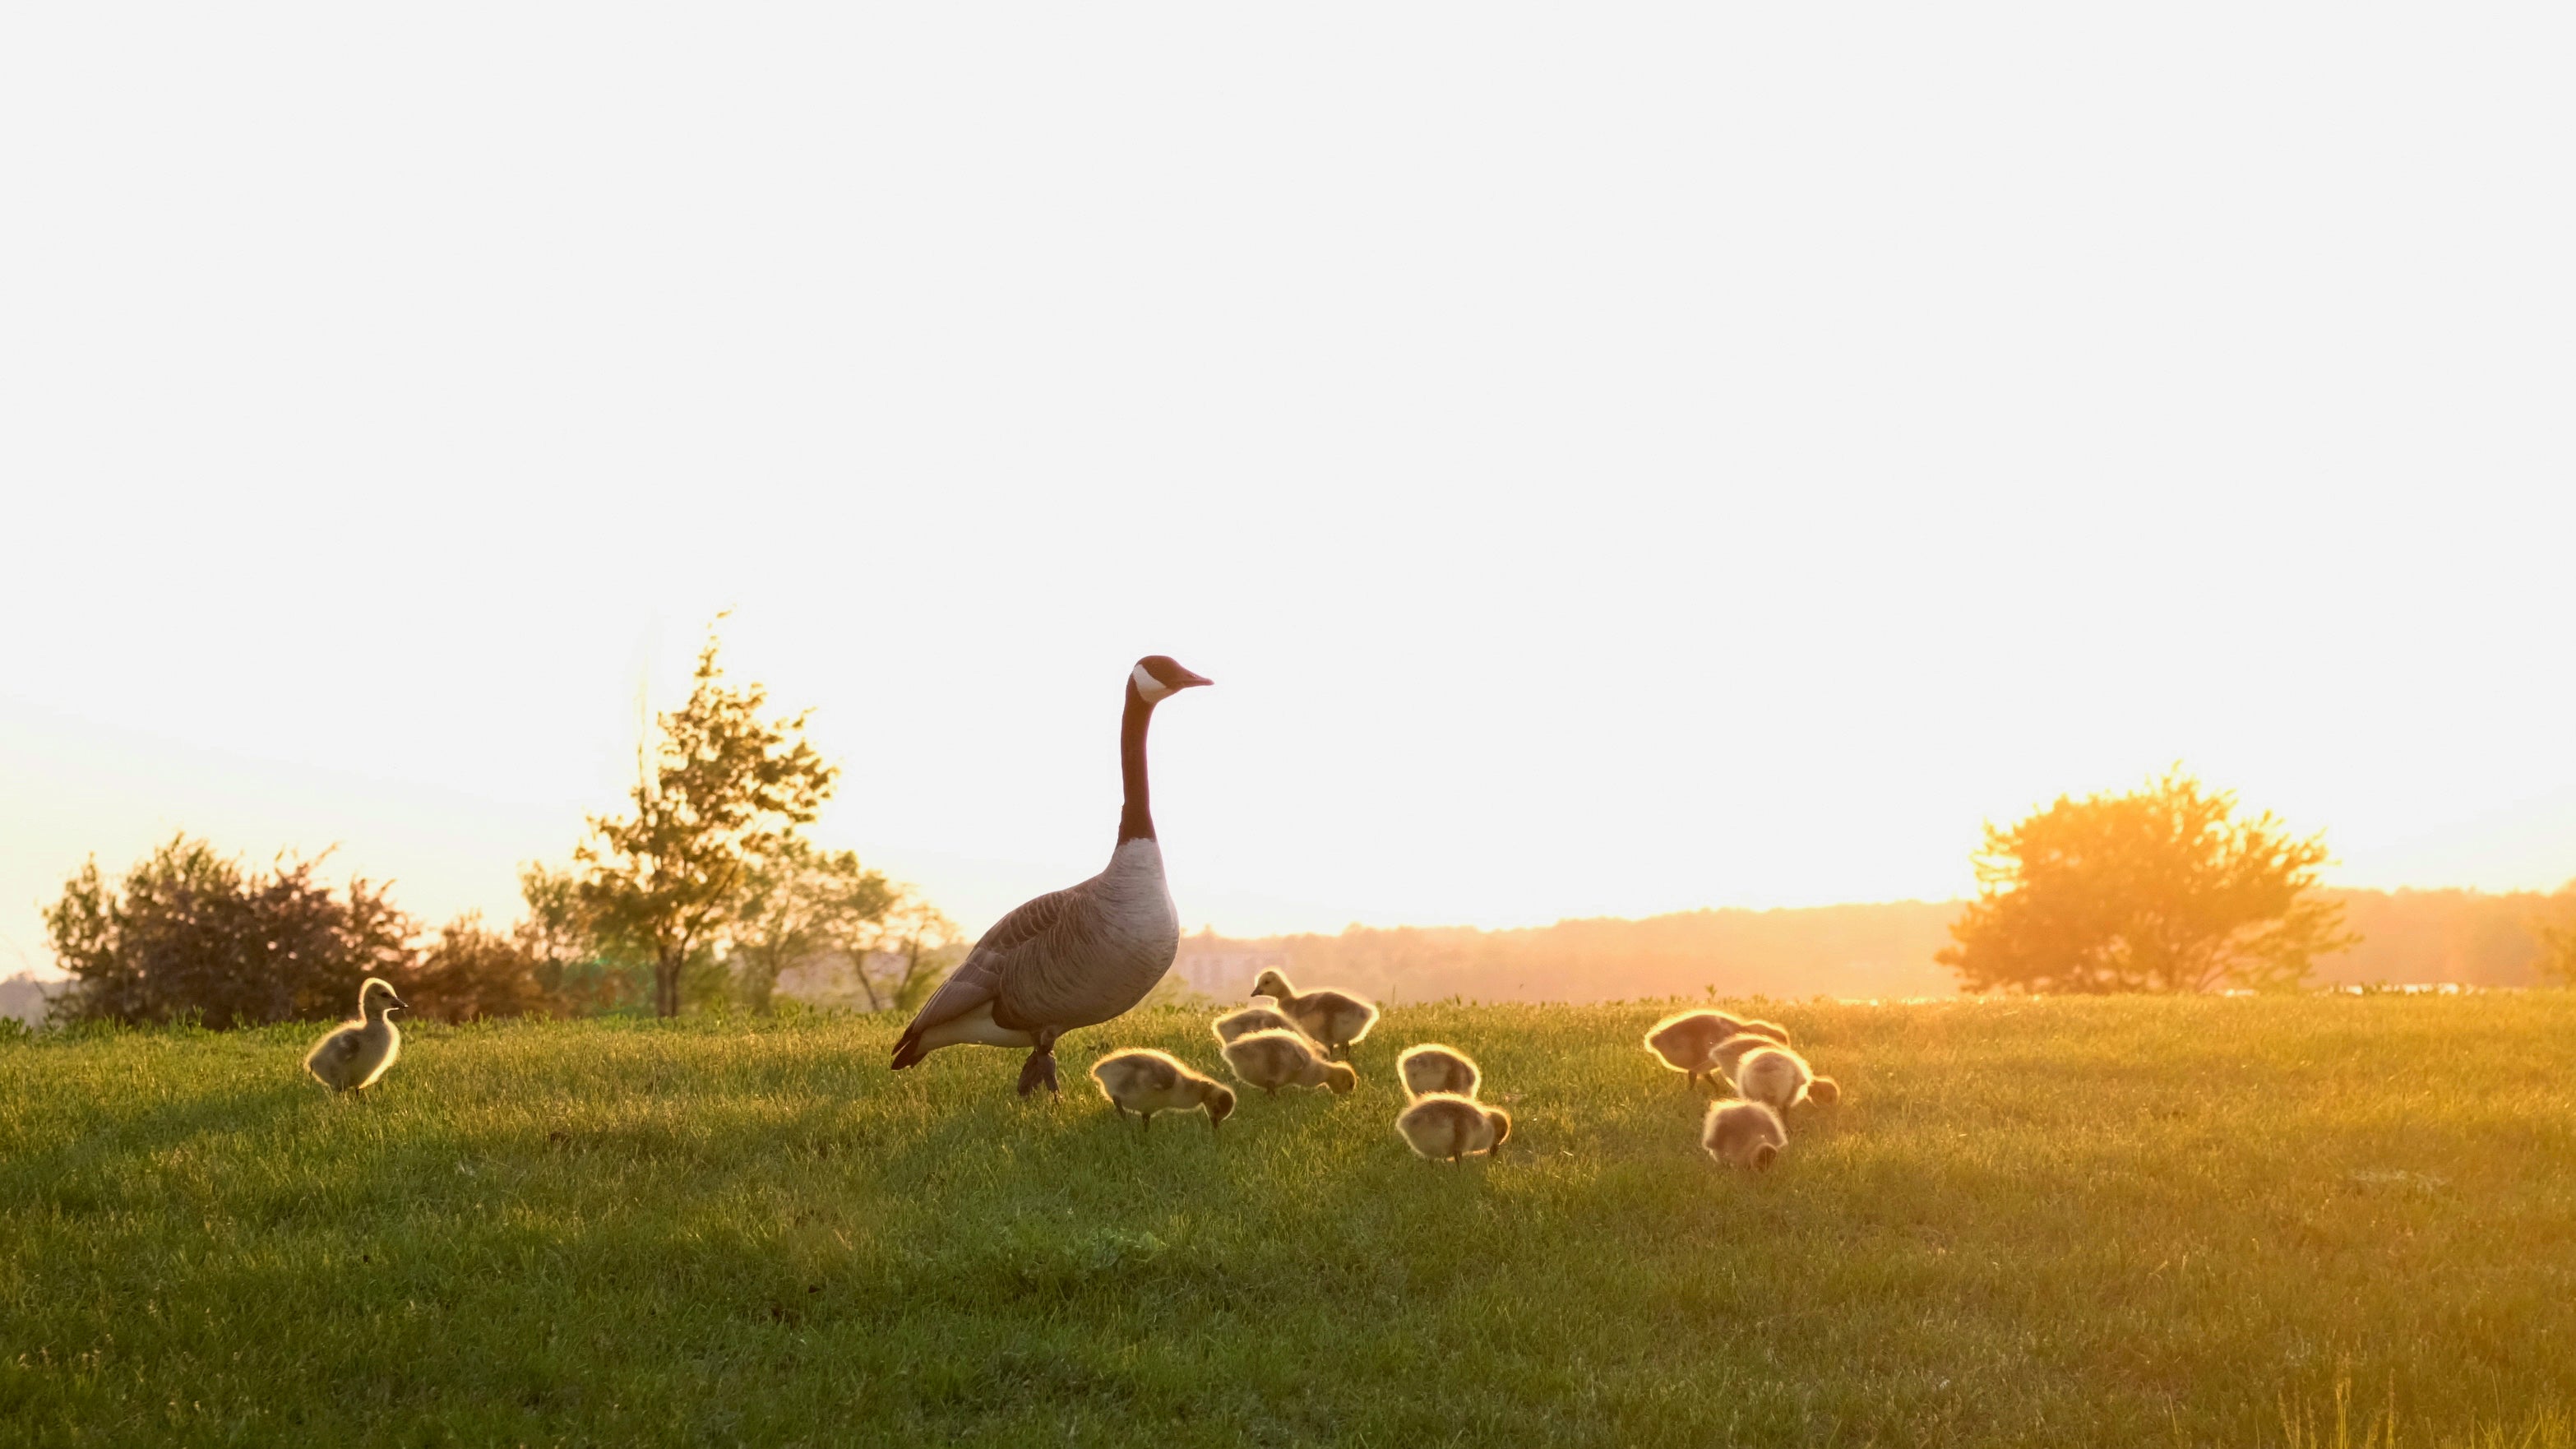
1250,968,1292,1002
1485,1107,1514,1150
1128,655,1214,706
359,977,409,1017
1203,1082,1237,1129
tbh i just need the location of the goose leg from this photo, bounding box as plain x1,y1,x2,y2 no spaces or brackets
1015,1030,1061,1099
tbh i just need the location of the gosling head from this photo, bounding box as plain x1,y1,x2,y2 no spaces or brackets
1806,1076,1841,1107
1203,1082,1237,1128
1251,968,1292,1002
1129,655,1214,706
359,977,408,1016
1323,1061,1359,1095
1751,1141,1778,1172
1486,1107,1514,1149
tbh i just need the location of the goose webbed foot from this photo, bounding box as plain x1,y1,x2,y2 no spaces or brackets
1015,1049,1061,1098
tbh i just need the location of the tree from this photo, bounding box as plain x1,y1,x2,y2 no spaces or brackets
850,890,965,1014
516,863,654,1014
409,914,562,1023
728,840,898,1013
575,629,839,1016
1936,768,2358,994
44,835,416,1028
2535,883,2576,988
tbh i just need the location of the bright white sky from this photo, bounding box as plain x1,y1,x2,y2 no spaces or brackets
4,6,2573,977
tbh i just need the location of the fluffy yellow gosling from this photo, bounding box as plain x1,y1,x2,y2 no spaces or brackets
1394,1092,1512,1163
1089,1048,1236,1132
1396,1044,1481,1099
1211,1005,1305,1044
1220,1028,1358,1096
303,977,407,1094
1702,1099,1786,1171
1250,969,1380,1056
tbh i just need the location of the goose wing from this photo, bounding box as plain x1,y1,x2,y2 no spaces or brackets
889,882,1087,1067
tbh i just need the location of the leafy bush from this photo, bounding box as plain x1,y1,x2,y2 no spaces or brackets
44,835,414,1028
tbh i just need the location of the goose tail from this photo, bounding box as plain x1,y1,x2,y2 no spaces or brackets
890,1026,929,1071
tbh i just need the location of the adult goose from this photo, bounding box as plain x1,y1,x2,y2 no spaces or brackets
890,655,1213,1096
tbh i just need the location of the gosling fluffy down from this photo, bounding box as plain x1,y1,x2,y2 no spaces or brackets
304,976,408,1093
1211,1004,1306,1044
1735,1045,1838,1113
1703,1099,1787,1171
1709,1032,1782,1086
1250,969,1380,1055
1396,1043,1481,1099
1221,1028,1359,1096
1643,1010,1786,1087
1089,1048,1237,1131
1394,1092,1512,1163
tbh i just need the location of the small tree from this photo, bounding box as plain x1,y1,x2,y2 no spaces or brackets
516,863,654,1014
2535,883,2576,988
728,840,898,1013
576,629,839,1017
851,890,965,1013
1936,768,2358,994
45,835,416,1028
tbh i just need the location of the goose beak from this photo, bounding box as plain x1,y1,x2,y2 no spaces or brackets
390,997,409,1014
1175,669,1213,689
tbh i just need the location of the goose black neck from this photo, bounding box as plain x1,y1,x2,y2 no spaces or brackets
1117,683,1158,845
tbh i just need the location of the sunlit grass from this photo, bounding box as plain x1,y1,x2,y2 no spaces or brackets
3,994,2573,1447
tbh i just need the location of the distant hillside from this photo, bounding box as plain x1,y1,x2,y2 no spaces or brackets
1173,887,2570,1004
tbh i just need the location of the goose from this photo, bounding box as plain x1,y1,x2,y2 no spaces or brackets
1702,1099,1786,1171
1394,1092,1511,1163
1211,1004,1305,1045
304,977,407,1093
1396,1043,1480,1099
1736,1045,1838,1113
1089,1048,1236,1132
890,655,1212,1096
1249,969,1379,1056
1220,1028,1358,1096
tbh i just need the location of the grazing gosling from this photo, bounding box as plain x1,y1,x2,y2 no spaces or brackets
1250,968,1380,1056
1221,1028,1358,1096
1736,1045,1837,1113
1644,1011,1755,1089
1394,1092,1513,1163
1211,1004,1306,1044
1396,1043,1481,1099
1702,1099,1787,1171
1709,1032,1783,1087
304,977,407,1094
1089,1048,1236,1132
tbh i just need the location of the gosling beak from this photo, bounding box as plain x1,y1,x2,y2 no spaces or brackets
389,997,409,1014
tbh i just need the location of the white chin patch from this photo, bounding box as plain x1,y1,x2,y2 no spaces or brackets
1131,662,1174,703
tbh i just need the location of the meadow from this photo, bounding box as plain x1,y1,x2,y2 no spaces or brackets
3,994,2574,1447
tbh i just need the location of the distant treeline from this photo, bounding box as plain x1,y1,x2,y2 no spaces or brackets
1197,887,2576,1006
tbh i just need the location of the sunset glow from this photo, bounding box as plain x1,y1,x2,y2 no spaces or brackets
3,7,2570,971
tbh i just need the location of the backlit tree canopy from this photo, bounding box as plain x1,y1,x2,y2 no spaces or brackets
1936,768,2357,994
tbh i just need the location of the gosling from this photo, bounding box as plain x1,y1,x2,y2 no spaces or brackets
1396,1043,1481,1099
1644,1010,1765,1089
1251,969,1380,1057
304,977,407,1094
1394,1092,1512,1163
1211,1004,1306,1044
1709,1032,1782,1087
1702,1099,1787,1171
1736,1045,1838,1113
1221,1028,1359,1097
1089,1048,1237,1132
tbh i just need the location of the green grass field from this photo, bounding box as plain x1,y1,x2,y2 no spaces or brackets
5,994,2574,1447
